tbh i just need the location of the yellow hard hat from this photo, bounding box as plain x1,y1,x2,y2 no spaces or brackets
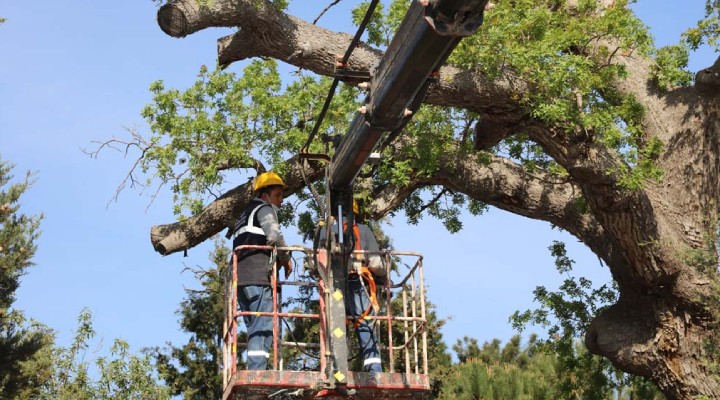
353,200,359,215
254,172,286,192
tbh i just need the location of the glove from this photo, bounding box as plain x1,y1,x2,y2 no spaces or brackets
278,258,293,279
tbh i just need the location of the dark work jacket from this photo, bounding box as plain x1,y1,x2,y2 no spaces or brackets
232,198,273,286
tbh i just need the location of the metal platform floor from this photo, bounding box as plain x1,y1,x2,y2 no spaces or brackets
223,370,429,400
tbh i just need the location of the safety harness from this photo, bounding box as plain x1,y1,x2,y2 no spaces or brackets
346,223,379,329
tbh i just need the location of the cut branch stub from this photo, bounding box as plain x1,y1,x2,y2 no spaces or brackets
157,2,191,37
157,0,282,38
695,56,720,95
474,118,511,150
149,156,325,256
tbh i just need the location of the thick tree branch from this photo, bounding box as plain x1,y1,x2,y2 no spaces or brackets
158,0,280,38
150,155,324,255
159,0,527,117
610,52,686,143
372,147,617,264
217,15,380,72
583,37,704,146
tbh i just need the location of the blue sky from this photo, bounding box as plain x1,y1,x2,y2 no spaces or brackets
2,0,716,364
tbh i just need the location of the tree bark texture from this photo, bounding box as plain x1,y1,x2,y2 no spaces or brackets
155,1,720,397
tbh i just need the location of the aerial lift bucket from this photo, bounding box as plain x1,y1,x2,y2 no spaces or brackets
222,245,431,400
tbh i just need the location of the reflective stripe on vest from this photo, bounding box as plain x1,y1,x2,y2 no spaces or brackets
234,203,266,239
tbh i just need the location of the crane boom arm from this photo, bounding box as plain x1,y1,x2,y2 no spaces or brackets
328,0,489,191
320,0,489,390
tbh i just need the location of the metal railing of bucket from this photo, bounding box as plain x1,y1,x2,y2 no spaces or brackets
222,245,428,391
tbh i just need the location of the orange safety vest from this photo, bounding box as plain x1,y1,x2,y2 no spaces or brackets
344,222,380,328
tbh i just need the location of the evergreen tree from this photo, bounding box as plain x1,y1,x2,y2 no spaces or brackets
441,333,665,400
452,336,482,364
0,156,170,399
439,335,558,400
0,158,42,331
0,156,54,399
150,240,229,400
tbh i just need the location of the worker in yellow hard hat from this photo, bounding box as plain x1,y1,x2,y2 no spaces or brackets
231,171,292,370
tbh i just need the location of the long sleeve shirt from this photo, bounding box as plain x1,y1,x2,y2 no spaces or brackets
256,201,290,263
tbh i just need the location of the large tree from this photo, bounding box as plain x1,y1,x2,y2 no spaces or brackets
104,0,720,398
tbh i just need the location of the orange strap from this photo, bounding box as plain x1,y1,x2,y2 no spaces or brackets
349,267,379,329
343,222,379,328
343,222,364,259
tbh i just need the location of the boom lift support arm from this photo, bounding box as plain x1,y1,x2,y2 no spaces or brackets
319,0,489,391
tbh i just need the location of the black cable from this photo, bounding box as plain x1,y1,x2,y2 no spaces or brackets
300,0,380,154
299,0,380,221
280,315,321,361
339,0,380,66
301,79,339,154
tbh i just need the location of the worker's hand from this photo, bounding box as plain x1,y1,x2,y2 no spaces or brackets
279,258,293,279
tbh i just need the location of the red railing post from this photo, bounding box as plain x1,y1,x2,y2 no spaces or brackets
271,255,279,370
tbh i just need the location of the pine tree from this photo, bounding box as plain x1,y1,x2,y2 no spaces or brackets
0,156,54,399
439,335,558,400
150,240,230,399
